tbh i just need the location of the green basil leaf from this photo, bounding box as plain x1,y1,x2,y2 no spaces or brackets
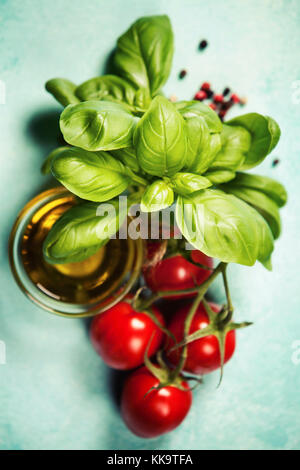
175,101,222,133
249,206,274,269
43,199,126,264
176,189,267,266
141,180,174,212
76,75,136,104
134,88,152,112
171,173,212,196
227,113,281,169
41,146,69,175
210,124,251,171
226,172,287,207
75,75,150,113
179,114,211,170
133,96,187,177
265,116,281,153
60,100,138,151
204,169,236,184
51,147,129,202
113,15,174,95
175,103,223,173
221,185,281,239
191,133,222,174
110,147,140,173
45,78,80,106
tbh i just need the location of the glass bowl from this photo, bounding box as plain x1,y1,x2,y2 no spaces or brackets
9,187,144,318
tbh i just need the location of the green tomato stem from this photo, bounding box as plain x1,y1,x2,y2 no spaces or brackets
171,262,227,378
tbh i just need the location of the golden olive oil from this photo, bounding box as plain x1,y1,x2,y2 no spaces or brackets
20,194,135,305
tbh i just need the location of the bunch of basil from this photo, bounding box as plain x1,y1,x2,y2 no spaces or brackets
42,15,287,269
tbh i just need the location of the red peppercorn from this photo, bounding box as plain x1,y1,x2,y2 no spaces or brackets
231,93,240,104
179,69,187,79
209,103,217,110
194,90,207,101
214,94,224,103
201,82,211,91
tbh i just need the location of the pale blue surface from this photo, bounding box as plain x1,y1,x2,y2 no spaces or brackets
0,0,300,450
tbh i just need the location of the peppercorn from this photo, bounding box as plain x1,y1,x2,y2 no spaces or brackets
231,93,240,104
239,96,247,106
201,82,211,91
179,70,187,79
272,158,280,167
223,87,230,97
214,94,224,103
194,90,207,101
209,103,217,110
221,100,233,111
199,39,208,50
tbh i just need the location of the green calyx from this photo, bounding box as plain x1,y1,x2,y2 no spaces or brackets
169,264,252,385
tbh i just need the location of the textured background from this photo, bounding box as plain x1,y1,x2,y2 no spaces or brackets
0,0,300,451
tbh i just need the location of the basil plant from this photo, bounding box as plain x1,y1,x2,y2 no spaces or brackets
42,15,287,269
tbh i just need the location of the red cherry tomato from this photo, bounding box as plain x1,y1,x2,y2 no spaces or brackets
121,367,192,438
90,300,165,370
167,302,236,375
143,247,213,299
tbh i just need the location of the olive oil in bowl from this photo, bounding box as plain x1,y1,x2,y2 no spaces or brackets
9,187,144,317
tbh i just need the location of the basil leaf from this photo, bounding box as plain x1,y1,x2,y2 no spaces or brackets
175,100,222,133
75,75,150,113
180,114,211,170
43,199,126,264
204,169,236,184
175,103,223,173
60,100,138,151
176,189,267,266
134,88,152,113
171,173,212,196
51,147,129,202
113,15,174,95
227,113,281,169
265,116,281,153
191,133,222,174
110,147,140,173
210,124,251,171
250,207,274,269
45,78,80,106
226,172,287,207
41,146,69,175
141,180,174,212
221,185,281,239
133,96,187,177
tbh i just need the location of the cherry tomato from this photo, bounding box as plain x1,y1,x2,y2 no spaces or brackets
143,246,213,299
121,367,192,438
90,300,165,370
167,302,236,375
